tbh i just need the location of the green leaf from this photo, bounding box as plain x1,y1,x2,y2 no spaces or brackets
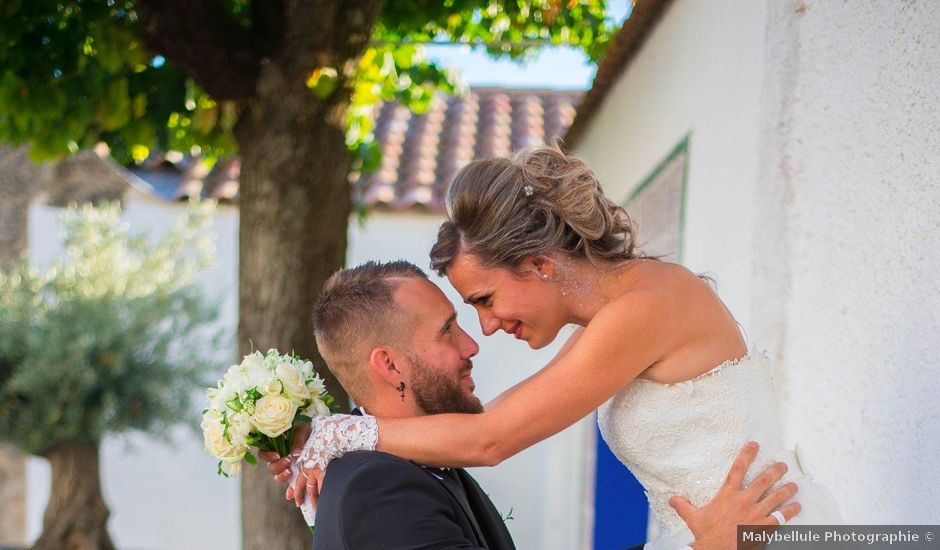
130,144,150,163
132,93,148,119
358,141,382,173
244,452,257,466
97,78,131,131
2,0,22,18
306,67,339,99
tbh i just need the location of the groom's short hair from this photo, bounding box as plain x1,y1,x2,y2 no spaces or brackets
314,260,428,403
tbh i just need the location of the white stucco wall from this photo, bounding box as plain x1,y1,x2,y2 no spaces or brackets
573,0,768,332
574,0,940,525
26,197,592,549
753,0,940,522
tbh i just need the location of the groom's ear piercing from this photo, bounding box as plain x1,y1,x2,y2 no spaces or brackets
398,381,406,402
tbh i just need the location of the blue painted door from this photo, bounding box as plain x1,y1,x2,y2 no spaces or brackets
593,425,648,549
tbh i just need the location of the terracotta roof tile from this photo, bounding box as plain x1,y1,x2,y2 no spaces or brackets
132,87,582,213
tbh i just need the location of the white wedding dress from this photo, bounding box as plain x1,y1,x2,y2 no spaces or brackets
597,352,843,550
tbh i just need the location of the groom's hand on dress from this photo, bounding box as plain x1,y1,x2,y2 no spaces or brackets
669,441,801,550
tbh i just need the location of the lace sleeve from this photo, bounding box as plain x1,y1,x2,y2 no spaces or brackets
300,413,378,470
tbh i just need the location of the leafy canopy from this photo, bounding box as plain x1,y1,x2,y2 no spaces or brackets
0,201,222,455
0,1,616,167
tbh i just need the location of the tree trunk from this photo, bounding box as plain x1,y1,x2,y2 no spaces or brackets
0,445,26,547
235,3,386,548
31,442,114,550
0,144,51,547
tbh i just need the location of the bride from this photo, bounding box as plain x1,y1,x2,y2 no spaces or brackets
295,142,842,549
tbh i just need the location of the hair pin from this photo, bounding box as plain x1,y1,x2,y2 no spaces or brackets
523,185,534,197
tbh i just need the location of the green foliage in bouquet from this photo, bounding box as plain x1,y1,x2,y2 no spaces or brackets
0,200,221,455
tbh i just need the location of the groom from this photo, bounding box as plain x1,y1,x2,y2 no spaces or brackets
263,260,798,549
265,260,513,549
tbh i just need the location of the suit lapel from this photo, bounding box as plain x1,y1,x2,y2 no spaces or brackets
456,469,516,550
353,408,510,548
416,464,488,547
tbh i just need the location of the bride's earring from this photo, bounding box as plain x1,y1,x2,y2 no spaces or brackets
397,381,406,402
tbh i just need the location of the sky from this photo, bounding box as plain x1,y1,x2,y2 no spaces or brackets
426,0,633,91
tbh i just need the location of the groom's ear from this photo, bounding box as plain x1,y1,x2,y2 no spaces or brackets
368,347,402,387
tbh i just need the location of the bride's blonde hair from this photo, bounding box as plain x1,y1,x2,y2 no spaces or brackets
430,140,641,276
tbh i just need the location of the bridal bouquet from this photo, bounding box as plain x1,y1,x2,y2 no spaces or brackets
202,349,333,526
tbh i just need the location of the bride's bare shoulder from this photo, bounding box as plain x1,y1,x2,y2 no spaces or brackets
594,260,703,325
627,259,708,296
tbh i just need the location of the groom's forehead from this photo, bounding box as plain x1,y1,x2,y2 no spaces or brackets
393,278,453,313
394,277,444,301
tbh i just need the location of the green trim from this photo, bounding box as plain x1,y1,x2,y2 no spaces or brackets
624,133,691,262
678,134,690,263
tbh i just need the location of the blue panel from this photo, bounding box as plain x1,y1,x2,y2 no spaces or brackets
593,425,648,550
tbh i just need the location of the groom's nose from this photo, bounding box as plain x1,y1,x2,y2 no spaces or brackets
458,325,480,358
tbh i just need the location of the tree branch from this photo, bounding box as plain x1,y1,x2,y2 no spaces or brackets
137,0,267,100
250,0,286,57
275,1,386,95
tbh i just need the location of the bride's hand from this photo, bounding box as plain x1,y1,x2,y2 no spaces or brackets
670,441,801,550
259,421,312,485
285,413,379,507
288,464,327,508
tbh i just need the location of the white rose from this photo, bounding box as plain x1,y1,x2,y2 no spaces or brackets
313,398,331,417
306,376,326,398
298,360,315,381
241,351,265,373
200,409,222,431
206,386,222,409
202,411,248,462
258,378,283,396
249,371,276,392
227,411,253,444
250,395,297,438
222,365,249,395
219,459,242,477
276,362,310,403
302,397,331,418
208,381,239,411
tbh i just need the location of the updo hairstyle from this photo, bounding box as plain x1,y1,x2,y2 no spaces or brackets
430,140,642,277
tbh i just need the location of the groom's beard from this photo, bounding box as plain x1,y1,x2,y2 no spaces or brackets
408,354,484,415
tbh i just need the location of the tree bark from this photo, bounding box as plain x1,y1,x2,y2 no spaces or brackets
235,2,386,548
138,0,266,100
31,442,114,550
0,445,26,547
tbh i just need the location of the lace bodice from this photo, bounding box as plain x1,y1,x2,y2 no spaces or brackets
598,353,840,548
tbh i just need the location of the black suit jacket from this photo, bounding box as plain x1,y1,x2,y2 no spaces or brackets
312,449,516,550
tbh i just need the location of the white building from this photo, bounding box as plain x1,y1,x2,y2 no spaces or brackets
567,0,940,538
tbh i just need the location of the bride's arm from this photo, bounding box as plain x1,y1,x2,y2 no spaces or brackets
484,326,584,410
375,288,681,467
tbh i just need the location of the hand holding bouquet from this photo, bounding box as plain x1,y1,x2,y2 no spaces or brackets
202,349,332,526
